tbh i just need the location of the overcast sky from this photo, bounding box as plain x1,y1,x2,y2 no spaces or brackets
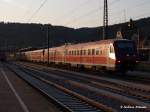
0,0,150,28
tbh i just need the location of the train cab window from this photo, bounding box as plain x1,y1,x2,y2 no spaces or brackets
92,49,95,55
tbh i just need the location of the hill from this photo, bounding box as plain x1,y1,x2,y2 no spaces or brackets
0,17,150,51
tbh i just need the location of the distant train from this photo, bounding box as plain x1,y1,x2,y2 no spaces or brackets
17,39,138,73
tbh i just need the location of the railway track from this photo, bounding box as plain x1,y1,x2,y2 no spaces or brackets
6,63,112,112
18,61,150,84
16,62,150,93
9,62,150,112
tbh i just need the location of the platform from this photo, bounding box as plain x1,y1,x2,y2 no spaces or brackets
0,62,59,112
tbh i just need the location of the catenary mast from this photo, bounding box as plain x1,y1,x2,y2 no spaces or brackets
103,0,108,40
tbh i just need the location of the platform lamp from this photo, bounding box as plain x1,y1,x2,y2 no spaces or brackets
47,24,50,65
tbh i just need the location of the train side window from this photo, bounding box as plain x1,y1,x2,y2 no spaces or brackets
74,51,76,55
77,50,79,55
73,51,75,55
82,50,84,55
88,49,90,55
110,45,114,53
88,49,91,55
84,50,86,55
96,49,99,55
92,49,95,55
80,50,83,55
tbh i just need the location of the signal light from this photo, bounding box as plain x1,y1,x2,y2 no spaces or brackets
117,60,121,63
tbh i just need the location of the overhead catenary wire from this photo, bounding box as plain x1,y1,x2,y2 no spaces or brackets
27,0,48,23
110,0,150,24
54,0,92,22
26,0,150,27
65,0,150,27
63,0,121,27
72,0,149,27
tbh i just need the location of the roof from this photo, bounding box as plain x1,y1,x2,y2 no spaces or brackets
63,39,131,49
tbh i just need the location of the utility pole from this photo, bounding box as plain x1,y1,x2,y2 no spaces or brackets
47,25,50,65
103,0,108,40
123,9,126,22
137,29,140,49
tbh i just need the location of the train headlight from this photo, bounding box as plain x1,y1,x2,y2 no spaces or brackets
117,60,121,63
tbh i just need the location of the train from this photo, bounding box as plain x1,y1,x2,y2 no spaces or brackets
17,39,138,73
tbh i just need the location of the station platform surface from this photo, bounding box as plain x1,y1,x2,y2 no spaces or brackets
0,62,59,112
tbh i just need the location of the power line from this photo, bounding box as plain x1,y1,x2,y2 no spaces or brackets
55,0,91,22
27,0,48,23
63,0,120,27
110,0,150,24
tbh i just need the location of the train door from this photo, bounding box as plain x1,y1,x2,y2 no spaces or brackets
64,49,67,63
92,48,95,65
42,49,45,62
80,48,83,64
54,50,56,62
108,44,115,68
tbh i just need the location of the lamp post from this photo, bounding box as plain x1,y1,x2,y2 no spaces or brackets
47,25,50,65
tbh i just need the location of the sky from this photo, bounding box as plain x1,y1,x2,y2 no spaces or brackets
0,0,150,28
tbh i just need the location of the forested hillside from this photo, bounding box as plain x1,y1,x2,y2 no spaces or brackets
0,17,150,51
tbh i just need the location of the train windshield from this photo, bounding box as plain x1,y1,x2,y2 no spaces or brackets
115,41,136,55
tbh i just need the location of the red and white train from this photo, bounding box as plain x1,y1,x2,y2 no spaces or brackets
17,39,138,72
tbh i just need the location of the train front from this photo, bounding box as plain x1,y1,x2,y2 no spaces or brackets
114,40,138,72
